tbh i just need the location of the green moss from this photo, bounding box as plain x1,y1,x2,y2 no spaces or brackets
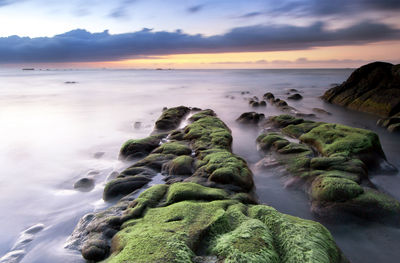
311,177,364,202
166,155,194,175
184,115,232,152
352,189,400,215
300,123,385,160
256,133,286,151
249,205,344,263
165,182,228,205
211,219,280,263
269,114,304,128
188,109,216,122
282,121,323,138
194,149,254,191
108,200,236,263
152,141,192,156
155,106,190,130
277,143,312,154
119,135,163,160
131,153,176,170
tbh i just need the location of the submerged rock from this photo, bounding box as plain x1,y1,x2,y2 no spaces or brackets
236,112,265,125
256,114,400,222
322,62,400,117
155,106,190,130
287,93,303,100
74,177,95,191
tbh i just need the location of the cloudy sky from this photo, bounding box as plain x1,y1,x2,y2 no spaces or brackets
1,0,399,68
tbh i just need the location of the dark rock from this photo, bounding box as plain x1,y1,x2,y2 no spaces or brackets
81,239,109,261
133,122,141,129
74,178,95,191
250,101,259,107
155,106,190,130
322,62,400,117
259,100,266,106
103,176,151,201
288,93,303,100
236,112,265,124
119,134,165,160
93,152,105,159
312,108,332,115
263,92,274,101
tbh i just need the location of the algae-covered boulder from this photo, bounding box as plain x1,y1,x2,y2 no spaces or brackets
236,112,265,125
322,62,400,117
155,106,190,130
256,115,400,221
119,135,164,160
151,141,192,156
104,176,151,201
104,183,347,263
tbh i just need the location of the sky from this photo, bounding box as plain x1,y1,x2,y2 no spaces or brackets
0,0,400,68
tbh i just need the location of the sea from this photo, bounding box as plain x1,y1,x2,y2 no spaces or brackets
0,69,399,263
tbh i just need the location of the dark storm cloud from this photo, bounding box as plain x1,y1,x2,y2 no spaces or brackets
187,4,204,13
0,21,399,63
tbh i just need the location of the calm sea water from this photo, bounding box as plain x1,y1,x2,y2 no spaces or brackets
0,69,399,263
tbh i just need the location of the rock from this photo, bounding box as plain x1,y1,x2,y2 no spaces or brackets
256,115,400,222
288,93,303,100
82,239,109,261
119,134,165,160
103,176,151,200
322,62,400,117
388,123,400,133
263,92,274,101
236,112,265,124
93,152,105,159
259,100,266,106
164,155,194,175
74,177,95,191
250,101,259,107
312,108,332,115
133,121,141,129
152,141,192,156
155,106,190,130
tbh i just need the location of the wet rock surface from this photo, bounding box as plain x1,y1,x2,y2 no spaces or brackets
322,62,400,118
68,107,347,263
256,114,400,222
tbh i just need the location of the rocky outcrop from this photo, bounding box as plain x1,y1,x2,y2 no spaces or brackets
256,114,400,222
68,107,347,263
236,112,265,125
322,62,400,118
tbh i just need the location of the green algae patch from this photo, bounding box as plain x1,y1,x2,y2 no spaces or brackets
165,155,194,175
104,183,345,263
108,200,235,263
155,106,190,131
268,114,304,128
249,205,346,263
300,123,386,161
256,133,285,151
194,149,254,191
119,135,164,160
282,121,323,138
152,141,192,156
351,189,400,216
131,153,176,170
184,115,232,152
311,177,364,202
165,182,228,205
211,219,280,263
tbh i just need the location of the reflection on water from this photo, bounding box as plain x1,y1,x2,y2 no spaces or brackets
0,69,399,262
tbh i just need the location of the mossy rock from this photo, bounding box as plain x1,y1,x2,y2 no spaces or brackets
119,135,164,160
236,112,265,124
165,155,194,175
120,166,157,177
311,177,364,202
165,182,228,205
184,115,232,152
256,133,286,151
152,141,192,156
282,121,323,138
155,106,190,130
103,176,151,201
268,114,304,128
131,153,176,170
194,149,254,191
188,109,216,122
388,123,400,133
104,184,346,263
300,123,386,166
277,143,312,154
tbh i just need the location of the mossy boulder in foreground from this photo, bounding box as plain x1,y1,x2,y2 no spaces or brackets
104,183,347,263
257,114,400,221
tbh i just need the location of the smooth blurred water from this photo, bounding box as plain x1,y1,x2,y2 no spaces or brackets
0,68,399,263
